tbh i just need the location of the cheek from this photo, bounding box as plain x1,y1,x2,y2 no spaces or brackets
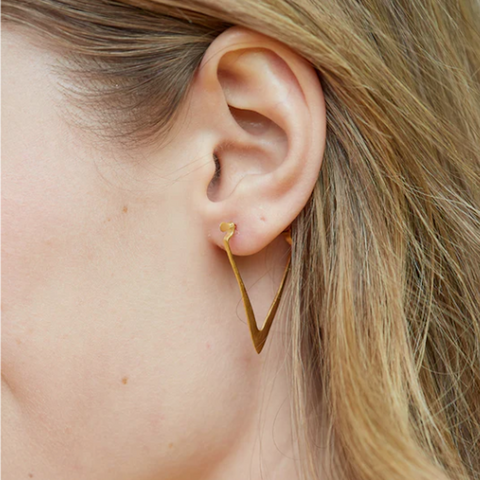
2,139,91,307
2,31,262,477
2,140,259,477
2,39,96,295
1,130,119,413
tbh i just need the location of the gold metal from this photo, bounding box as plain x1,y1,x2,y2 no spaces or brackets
220,222,292,354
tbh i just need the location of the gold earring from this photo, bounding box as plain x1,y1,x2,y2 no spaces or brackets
220,222,292,354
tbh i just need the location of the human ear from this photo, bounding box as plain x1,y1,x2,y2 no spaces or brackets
188,25,326,255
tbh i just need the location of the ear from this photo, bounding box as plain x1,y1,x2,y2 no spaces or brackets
188,25,326,255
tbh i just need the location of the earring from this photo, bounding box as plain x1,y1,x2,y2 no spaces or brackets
220,222,292,354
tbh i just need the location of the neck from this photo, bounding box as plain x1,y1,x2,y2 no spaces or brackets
205,333,301,480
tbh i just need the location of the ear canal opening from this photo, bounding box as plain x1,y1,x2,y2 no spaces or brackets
205,106,287,202
206,152,222,201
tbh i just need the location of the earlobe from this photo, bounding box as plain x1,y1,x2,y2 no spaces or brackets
189,26,326,256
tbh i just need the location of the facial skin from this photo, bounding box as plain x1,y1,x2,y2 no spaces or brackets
2,22,326,480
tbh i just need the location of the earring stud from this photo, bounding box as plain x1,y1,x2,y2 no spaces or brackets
220,222,292,354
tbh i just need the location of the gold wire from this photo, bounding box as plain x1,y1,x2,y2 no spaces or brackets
220,222,292,354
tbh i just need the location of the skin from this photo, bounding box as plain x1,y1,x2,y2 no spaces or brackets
2,22,326,480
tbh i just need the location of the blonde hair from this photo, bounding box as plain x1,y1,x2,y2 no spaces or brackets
4,1,480,479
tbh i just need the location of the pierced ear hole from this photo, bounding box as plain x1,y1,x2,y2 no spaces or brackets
228,106,275,136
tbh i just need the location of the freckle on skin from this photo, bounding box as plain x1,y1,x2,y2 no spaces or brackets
122,376,128,385
169,443,174,449
107,217,111,222
122,205,128,213
28,474,33,478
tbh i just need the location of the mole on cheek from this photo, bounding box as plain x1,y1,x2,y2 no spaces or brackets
121,376,128,385
122,205,128,213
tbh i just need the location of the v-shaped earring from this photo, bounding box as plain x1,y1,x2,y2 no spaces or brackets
220,222,292,354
